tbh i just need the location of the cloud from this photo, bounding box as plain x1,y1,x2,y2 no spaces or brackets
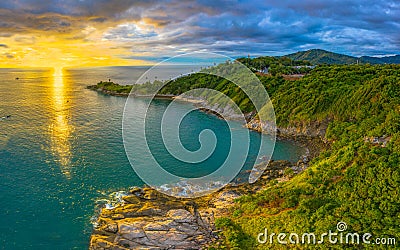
3,52,13,58
0,0,399,66
104,0,398,57
89,17,108,23
103,22,157,41
14,35,36,45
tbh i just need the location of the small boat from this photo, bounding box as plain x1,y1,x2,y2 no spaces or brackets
0,115,11,121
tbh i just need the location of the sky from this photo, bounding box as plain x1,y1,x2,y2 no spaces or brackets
0,0,399,67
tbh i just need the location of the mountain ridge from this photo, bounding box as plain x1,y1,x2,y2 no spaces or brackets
283,48,400,65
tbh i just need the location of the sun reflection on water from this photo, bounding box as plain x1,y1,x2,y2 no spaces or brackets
49,67,74,178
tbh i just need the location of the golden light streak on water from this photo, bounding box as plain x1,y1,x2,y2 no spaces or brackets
49,67,74,178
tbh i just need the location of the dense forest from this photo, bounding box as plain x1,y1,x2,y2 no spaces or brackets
90,60,400,249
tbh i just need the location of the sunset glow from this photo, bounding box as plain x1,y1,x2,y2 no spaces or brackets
0,1,398,68
0,27,150,68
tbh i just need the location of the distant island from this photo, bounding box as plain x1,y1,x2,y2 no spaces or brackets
88,51,400,249
87,81,132,96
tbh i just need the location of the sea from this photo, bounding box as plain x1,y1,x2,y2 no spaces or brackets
0,66,305,249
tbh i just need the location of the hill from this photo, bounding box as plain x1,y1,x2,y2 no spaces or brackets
285,49,400,65
285,49,357,64
360,55,400,64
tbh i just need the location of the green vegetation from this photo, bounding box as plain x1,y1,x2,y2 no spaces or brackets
157,58,312,113
159,62,260,112
130,80,164,95
286,49,358,65
88,81,132,94
235,56,313,75
213,64,400,249
88,80,164,95
359,55,400,64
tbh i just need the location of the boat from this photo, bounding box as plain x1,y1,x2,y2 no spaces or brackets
0,115,11,121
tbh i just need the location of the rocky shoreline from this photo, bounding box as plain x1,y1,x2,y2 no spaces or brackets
245,118,329,159
89,160,303,250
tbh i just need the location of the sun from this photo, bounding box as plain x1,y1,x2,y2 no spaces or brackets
53,67,64,77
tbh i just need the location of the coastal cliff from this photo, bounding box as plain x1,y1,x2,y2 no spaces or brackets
245,118,330,139
89,160,300,249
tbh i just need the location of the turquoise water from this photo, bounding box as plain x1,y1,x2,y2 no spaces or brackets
0,67,304,249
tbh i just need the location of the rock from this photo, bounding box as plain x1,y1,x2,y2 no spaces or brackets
111,214,125,220
143,221,173,231
122,195,141,204
143,190,160,200
136,206,163,217
246,118,330,149
364,135,391,147
105,222,118,233
129,187,142,194
167,209,195,223
175,222,199,234
118,223,147,240
114,236,150,248
146,230,188,243
89,157,315,249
